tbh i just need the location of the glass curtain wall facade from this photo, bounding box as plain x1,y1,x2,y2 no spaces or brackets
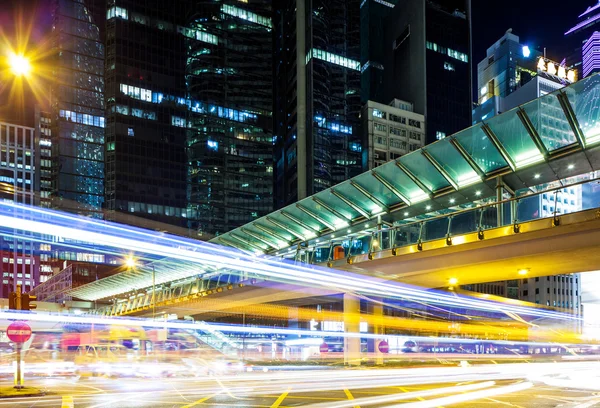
51,0,105,217
104,1,190,228
0,122,38,297
274,0,363,209
186,1,274,237
360,0,398,104
383,0,472,145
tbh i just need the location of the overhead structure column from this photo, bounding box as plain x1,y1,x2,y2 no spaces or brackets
496,176,517,228
343,293,361,366
372,299,384,365
496,176,504,227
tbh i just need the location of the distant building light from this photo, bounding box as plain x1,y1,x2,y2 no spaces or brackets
522,45,531,58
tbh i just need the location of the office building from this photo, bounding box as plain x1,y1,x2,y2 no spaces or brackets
273,0,363,208
360,0,398,104
51,0,105,217
101,1,274,236
379,0,472,144
361,99,425,169
186,1,274,236
31,261,117,304
0,121,38,298
566,2,600,78
473,30,577,124
469,31,582,313
104,2,189,228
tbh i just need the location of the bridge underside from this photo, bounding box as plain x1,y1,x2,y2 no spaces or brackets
328,208,600,288
101,281,339,318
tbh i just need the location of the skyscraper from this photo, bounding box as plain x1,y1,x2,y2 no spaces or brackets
273,0,363,209
101,1,274,236
51,0,105,217
0,120,38,297
566,1,600,78
104,1,189,228
380,0,472,144
186,1,274,237
469,31,582,315
360,0,398,104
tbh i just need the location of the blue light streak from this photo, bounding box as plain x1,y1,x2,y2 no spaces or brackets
0,201,582,324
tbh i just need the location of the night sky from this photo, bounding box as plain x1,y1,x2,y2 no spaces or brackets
471,0,593,64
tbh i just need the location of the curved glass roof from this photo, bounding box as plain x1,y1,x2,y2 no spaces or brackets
212,74,600,255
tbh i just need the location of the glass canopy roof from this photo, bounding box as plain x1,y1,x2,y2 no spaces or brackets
212,74,600,255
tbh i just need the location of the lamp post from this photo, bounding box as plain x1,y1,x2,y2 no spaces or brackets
152,264,155,320
125,256,156,319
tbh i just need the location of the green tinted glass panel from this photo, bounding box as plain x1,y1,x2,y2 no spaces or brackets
244,225,286,247
454,125,508,173
563,75,600,145
297,197,349,229
425,140,480,187
353,172,398,207
398,153,450,192
521,93,577,151
283,206,323,231
375,160,429,203
335,182,380,213
313,190,361,220
269,212,314,237
486,107,543,168
253,220,294,242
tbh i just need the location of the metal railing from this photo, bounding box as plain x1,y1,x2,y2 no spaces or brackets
91,273,246,317
291,177,600,265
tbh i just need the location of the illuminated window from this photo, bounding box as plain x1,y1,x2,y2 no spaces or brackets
221,4,272,28
172,116,187,128
426,41,468,63
373,109,385,119
107,6,128,20
306,49,360,71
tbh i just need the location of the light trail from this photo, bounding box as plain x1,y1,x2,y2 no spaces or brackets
0,201,581,323
0,310,591,347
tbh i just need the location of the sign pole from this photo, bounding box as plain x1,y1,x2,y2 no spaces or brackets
15,343,22,389
7,321,32,389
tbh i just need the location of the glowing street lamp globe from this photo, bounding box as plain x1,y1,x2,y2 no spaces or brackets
9,53,31,77
125,257,136,268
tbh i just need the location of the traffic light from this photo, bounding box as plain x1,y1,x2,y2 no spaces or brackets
21,293,36,311
8,292,17,310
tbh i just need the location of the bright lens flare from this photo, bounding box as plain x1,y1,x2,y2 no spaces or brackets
8,53,31,76
125,257,136,268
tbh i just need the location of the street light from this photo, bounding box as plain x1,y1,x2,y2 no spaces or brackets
8,53,31,77
125,256,136,269
124,256,156,320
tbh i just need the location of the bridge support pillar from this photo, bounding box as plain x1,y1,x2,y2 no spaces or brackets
372,299,384,365
343,293,361,366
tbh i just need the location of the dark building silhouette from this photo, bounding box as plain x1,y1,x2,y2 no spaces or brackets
379,0,472,144
273,0,363,208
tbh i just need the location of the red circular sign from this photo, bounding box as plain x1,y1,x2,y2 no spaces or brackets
7,321,31,343
378,340,389,353
319,342,329,353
